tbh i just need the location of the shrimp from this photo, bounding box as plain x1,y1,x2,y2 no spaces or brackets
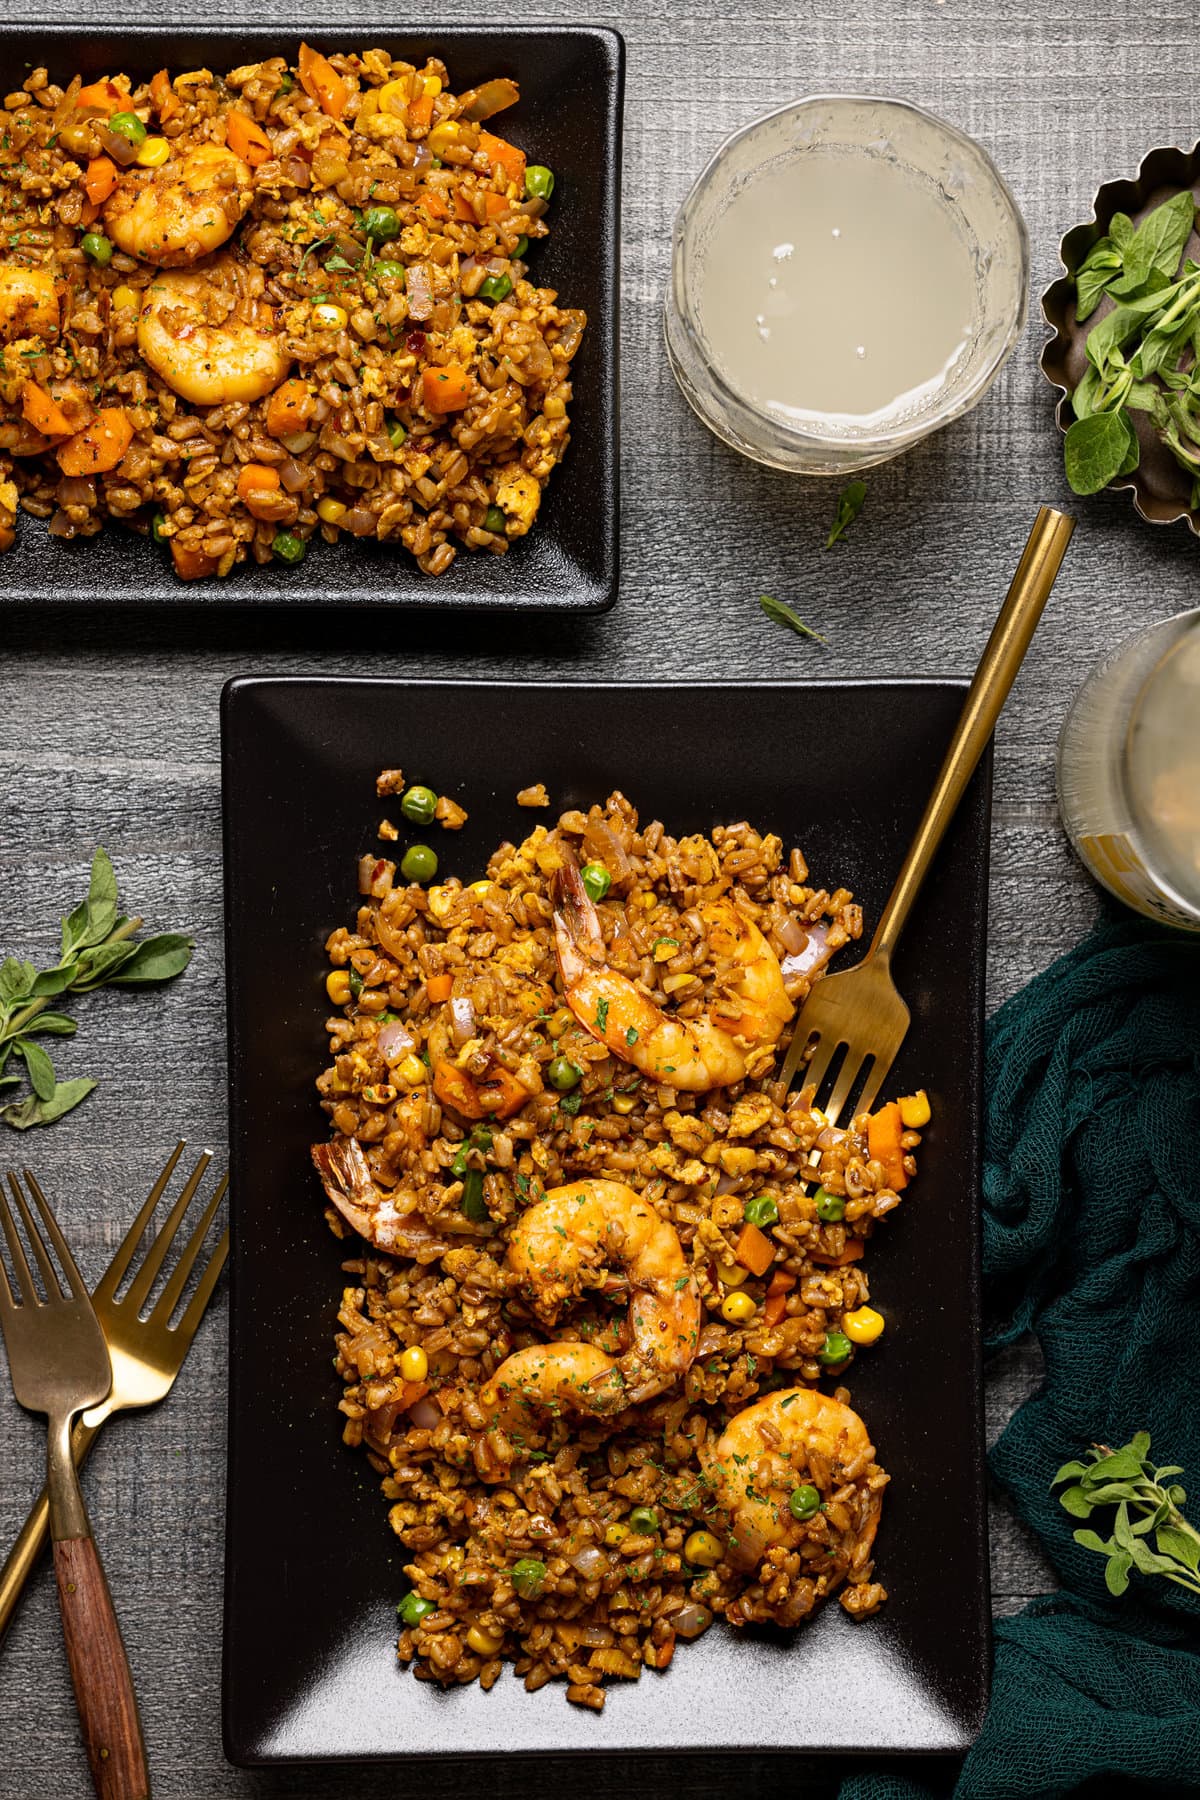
552,855,793,1092
507,1179,701,1402
428,1014,536,1122
104,144,253,267
136,261,291,405
709,1388,883,1587
0,265,58,341
311,1137,448,1260
482,1342,626,1431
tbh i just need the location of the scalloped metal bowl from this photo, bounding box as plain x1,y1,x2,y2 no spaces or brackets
1041,141,1200,534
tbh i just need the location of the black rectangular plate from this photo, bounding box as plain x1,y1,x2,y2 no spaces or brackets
0,24,621,612
221,677,992,1763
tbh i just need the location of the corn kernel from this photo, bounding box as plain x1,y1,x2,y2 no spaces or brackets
135,135,170,167
683,1530,723,1568
317,496,347,525
400,1345,429,1382
378,78,408,115
611,1092,637,1115
428,120,461,157
843,1305,885,1346
422,74,442,96
662,972,694,995
721,1290,756,1324
111,284,139,313
312,302,348,330
469,880,493,896
397,1054,426,1087
325,970,351,1005
899,1089,931,1129
640,892,656,909
547,1007,572,1039
715,1260,747,1289
466,1625,503,1657
604,1522,629,1547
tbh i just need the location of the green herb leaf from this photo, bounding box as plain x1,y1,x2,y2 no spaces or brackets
69,941,139,992
825,479,867,548
1058,1484,1092,1518
31,966,72,997
0,958,35,1004
25,1012,77,1036
1064,409,1133,494
0,1076,96,1130
1105,1552,1132,1597
15,1037,56,1101
759,594,827,645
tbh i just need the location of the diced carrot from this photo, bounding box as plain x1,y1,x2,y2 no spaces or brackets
867,1101,909,1191
56,407,133,476
264,379,316,438
426,973,453,1003
298,43,349,121
453,189,477,223
79,199,100,226
83,156,118,205
810,1237,865,1268
733,1222,774,1279
763,1292,789,1328
422,364,474,413
149,69,179,122
401,1379,430,1411
479,129,526,191
484,191,512,220
420,191,451,222
74,79,123,116
226,108,273,167
407,92,434,132
169,540,218,581
237,462,282,519
766,1269,797,1296
22,382,74,438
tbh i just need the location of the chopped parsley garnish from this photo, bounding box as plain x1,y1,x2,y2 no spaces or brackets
596,997,609,1033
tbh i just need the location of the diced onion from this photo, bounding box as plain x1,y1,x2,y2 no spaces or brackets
279,431,316,455
582,820,631,881
670,1602,713,1640
569,1546,609,1579
277,455,310,492
378,1019,416,1063
775,912,808,956
781,920,832,981
450,994,476,1047
407,1395,440,1429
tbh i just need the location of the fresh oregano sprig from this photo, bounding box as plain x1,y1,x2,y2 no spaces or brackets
1052,1433,1200,1599
0,847,194,1130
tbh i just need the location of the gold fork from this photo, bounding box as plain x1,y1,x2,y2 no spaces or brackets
0,1143,228,1641
0,1170,149,1799
778,505,1076,1124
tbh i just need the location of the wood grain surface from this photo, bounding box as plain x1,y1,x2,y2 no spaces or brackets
53,1536,150,1800
1,0,1195,1793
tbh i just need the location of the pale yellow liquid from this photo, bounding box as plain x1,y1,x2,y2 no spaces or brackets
1126,629,1200,912
699,148,979,430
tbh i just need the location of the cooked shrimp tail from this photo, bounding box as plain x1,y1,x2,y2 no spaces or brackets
311,1137,448,1259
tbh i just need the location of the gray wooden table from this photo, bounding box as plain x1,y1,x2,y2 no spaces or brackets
1,0,1193,1793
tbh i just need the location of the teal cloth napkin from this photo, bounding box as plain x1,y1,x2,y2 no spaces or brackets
840,917,1200,1800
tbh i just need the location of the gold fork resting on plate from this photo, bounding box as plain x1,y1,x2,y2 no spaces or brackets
0,1170,149,1800
0,1143,228,1642
778,506,1076,1124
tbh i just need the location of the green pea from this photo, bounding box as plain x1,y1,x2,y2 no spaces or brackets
580,862,611,902
525,165,555,200
478,273,513,303
397,1591,435,1627
80,232,112,266
514,235,529,258
108,111,147,149
547,1055,581,1092
628,1507,658,1535
814,1185,845,1223
387,418,407,447
374,260,406,283
743,1195,779,1228
511,1557,547,1599
460,1166,489,1221
362,204,400,242
150,511,168,546
278,71,295,95
818,1330,853,1367
789,1484,821,1521
401,784,437,825
484,505,506,533
271,530,306,565
401,843,437,884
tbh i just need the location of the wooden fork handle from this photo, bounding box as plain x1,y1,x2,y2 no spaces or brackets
53,1535,150,1800
0,1412,102,1642
870,506,1076,962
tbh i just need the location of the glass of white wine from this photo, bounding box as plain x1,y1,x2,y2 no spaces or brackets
1057,608,1200,931
664,95,1028,475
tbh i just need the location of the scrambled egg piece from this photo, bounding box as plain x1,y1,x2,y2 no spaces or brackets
494,464,540,536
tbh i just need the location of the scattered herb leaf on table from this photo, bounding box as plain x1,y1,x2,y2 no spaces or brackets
0,848,194,1129
825,478,867,548
1052,1433,1200,1599
759,593,827,644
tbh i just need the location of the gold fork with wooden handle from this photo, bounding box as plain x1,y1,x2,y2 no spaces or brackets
0,1170,149,1800
778,505,1076,1123
0,1143,228,1642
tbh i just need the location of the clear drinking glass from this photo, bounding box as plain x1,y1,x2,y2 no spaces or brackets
1057,608,1200,931
664,95,1029,475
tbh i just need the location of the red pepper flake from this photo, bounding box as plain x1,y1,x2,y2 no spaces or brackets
406,330,426,354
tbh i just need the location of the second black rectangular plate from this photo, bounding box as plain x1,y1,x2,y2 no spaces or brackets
0,24,621,611
221,678,991,1763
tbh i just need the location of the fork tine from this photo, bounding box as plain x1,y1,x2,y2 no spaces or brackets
824,1050,871,1130
175,1225,230,1343
21,1171,91,1301
855,1057,890,1121
5,1173,61,1301
0,1185,27,1308
151,1173,228,1324
120,1149,212,1314
799,1032,842,1103
93,1141,186,1306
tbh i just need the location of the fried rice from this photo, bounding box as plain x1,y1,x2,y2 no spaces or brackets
313,788,925,1710
0,48,583,580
